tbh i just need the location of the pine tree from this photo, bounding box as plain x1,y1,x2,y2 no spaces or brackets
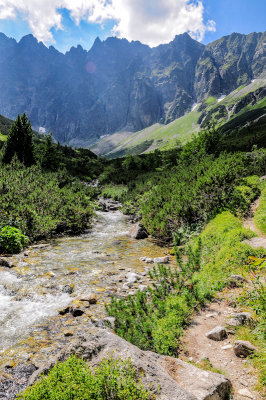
2,113,35,166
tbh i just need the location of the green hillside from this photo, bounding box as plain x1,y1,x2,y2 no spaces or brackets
91,76,266,158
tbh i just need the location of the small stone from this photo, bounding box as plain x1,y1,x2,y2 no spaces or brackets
206,311,220,318
58,307,70,315
153,256,170,264
80,293,97,304
239,380,249,387
126,272,141,284
0,257,15,268
206,326,227,341
71,308,85,317
234,340,257,357
138,285,148,292
145,258,154,263
222,345,232,350
64,330,74,337
62,284,74,294
238,388,254,398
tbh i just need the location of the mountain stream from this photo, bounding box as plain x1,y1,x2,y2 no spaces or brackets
0,210,172,373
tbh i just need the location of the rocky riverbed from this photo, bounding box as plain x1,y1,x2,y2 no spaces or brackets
0,209,175,399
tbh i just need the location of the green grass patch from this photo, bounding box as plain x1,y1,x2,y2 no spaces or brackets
17,356,154,400
254,182,266,235
101,185,128,202
0,132,7,141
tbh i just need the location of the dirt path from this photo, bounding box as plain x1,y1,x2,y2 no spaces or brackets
180,196,265,399
179,292,262,400
243,197,266,249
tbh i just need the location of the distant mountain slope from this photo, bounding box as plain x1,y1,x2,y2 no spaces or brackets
0,31,265,146
92,77,266,157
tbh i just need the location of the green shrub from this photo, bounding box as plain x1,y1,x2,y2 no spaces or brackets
106,242,202,356
0,161,94,240
0,225,28,253
17,356,154,400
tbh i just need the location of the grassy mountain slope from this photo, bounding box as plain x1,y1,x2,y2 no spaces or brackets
0,113,13,140
92,76,266,158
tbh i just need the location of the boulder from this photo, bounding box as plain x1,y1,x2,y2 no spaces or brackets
0,257,15,268
28,328,231,400
206,326,227,341
233,340,257,357
129,223,148,239
125,272,141,284
232,312,253,325
154,256,170,264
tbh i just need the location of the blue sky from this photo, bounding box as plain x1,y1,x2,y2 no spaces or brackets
0,0,265,53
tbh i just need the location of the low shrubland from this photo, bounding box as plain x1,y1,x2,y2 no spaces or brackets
0,161,94,245
17,356,154,400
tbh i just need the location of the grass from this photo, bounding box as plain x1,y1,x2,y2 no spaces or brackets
254,182,266,235
0,132,7,141
17,356,154,400
101,185,128,202
97,108,201,157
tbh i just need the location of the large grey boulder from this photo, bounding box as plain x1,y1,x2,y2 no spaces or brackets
129,222,148,239
206,326,227,341
28,328,231,400
233,340,257,358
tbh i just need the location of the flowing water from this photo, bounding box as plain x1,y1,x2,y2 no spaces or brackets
0,211,172,369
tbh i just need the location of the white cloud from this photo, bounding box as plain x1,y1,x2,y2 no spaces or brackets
0,0,215,46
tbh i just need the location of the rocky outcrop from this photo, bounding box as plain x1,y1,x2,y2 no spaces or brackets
26,328,231,400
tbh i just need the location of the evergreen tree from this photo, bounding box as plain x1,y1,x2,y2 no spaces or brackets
2,113,35,166
40,133,61,171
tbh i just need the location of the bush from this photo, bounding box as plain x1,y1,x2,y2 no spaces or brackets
0,225,28,253
17,356,154,400
0,161,94,240
106,242,202,356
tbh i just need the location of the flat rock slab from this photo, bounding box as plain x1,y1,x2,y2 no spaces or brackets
242,237,266,249
28,328,231,400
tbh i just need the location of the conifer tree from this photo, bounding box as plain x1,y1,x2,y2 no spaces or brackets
2,113,35,166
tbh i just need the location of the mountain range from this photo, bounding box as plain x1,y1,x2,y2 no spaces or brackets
0,30,265,148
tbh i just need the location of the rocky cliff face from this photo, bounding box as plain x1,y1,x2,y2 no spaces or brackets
0,31,265,145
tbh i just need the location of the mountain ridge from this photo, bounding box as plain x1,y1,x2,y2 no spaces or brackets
0,30,265,146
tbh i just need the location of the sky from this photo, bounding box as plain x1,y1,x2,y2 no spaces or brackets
0,0,265,53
